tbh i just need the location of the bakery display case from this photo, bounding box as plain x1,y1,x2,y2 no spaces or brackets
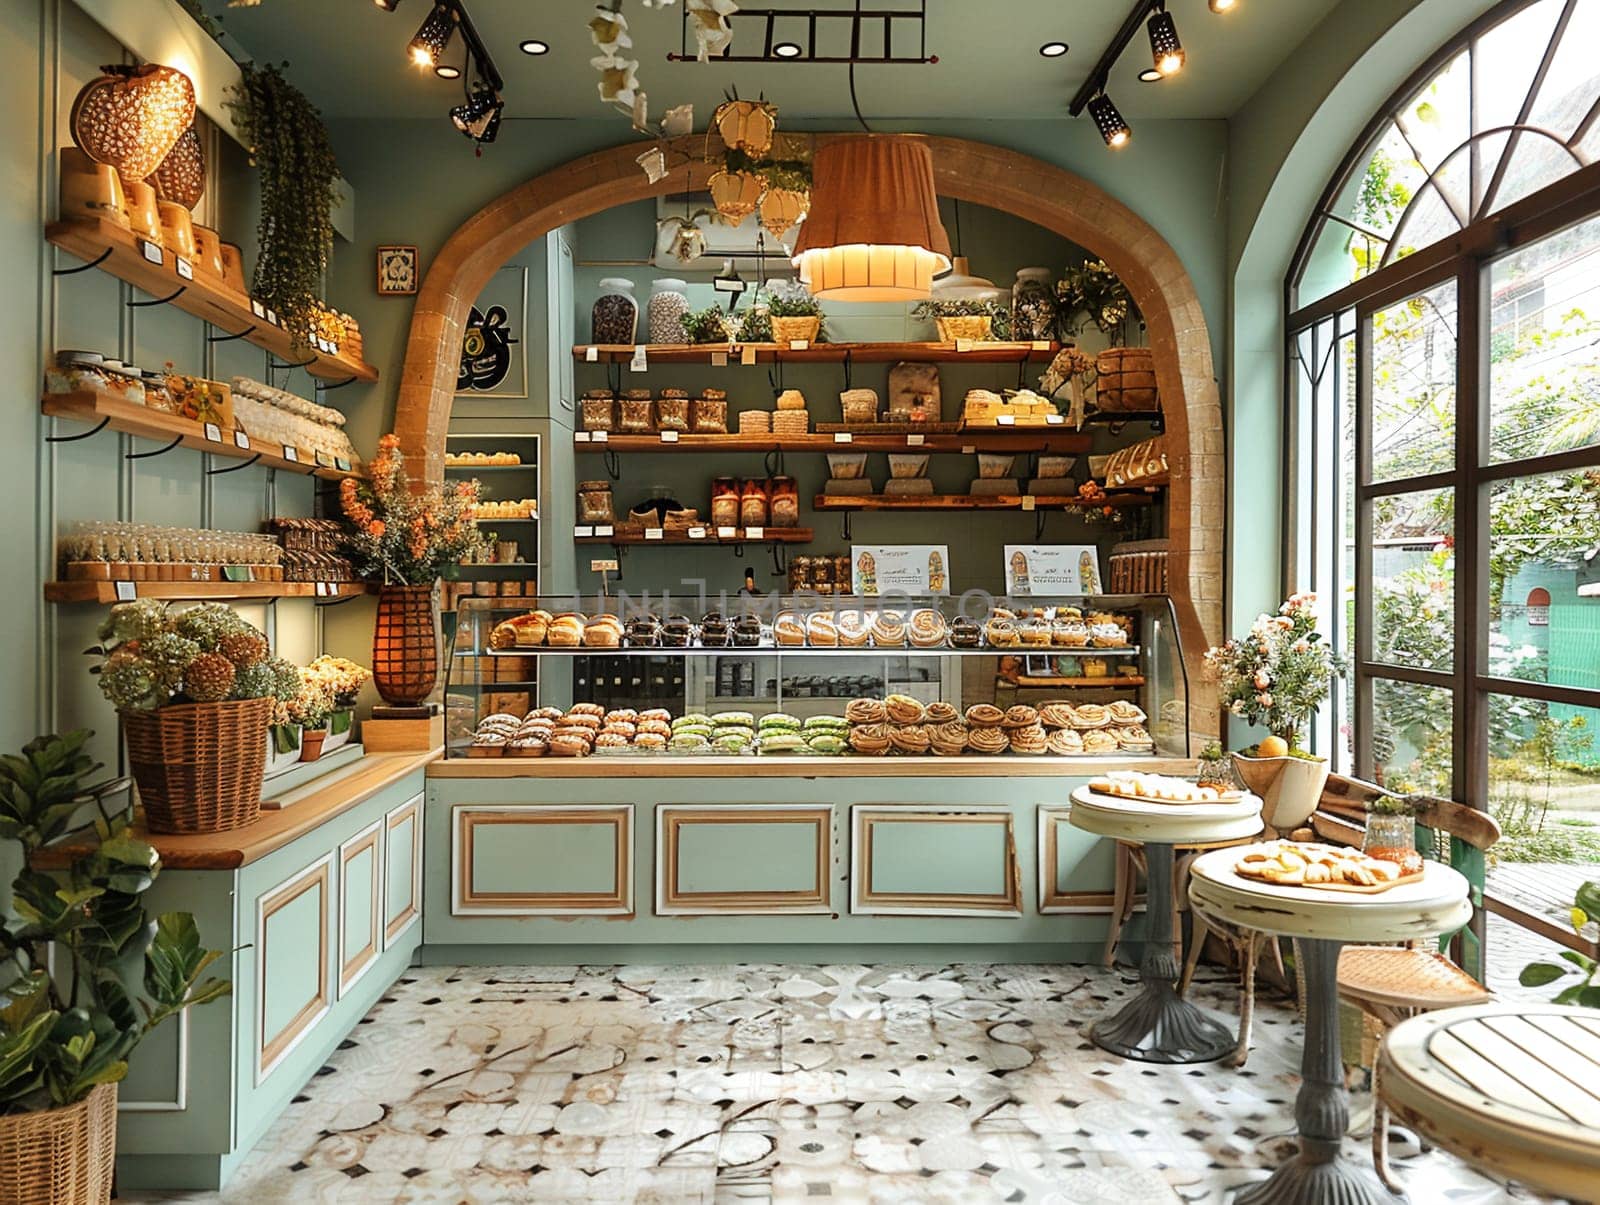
442,592,1191,763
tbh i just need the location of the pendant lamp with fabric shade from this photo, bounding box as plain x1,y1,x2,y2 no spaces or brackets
791,136,952,302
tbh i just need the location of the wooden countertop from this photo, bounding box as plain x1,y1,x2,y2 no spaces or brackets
429,754,1196,779
35,741,442,871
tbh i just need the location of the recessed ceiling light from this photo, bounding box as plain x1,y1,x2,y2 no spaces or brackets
1139,67,1163,82
1209,0,1237,11
435,63,461,79
519,38,548,55
773,41,803,58
1039,41,1069,58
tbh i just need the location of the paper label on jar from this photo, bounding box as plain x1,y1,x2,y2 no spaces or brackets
574,525,595,538
688,527,707,539
711,351,728,367
645,528,664,541
744,526,764,540
176,257,193,280
660,430,679,443
203,422,222,442
592,429,608,442
139,240,162,265
584,346,599,362
593,524,614,537
788,340,808,351
717,525,738,539
834,432,852,443
906,434,925,446
234,430,251,450
629,345,648,372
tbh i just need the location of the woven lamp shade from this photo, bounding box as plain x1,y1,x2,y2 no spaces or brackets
791,137,952,302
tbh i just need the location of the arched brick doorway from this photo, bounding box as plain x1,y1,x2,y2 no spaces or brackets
391,134,1224,736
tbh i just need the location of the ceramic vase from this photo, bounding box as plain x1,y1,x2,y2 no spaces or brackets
1232,752,1331,834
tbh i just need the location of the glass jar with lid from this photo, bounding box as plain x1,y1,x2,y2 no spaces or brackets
709,477,741,529
617,389,655,434
577,480,615,525
739,478,769,528
1012,267,1057,342
768,476,799,527
647,278,690,344
591,278,638,345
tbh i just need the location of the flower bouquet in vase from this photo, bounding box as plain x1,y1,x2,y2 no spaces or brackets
1204,592,1343,834
306,655,371,751
287,667,339,763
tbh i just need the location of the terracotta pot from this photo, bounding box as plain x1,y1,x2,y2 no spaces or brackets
299,728,328,763
372,583,438,707
0,1082,117,1205
1233,752,1331,834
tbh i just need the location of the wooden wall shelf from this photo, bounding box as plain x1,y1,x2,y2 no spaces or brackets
575,431,1090,454
46,218,378,383
574,528,813,546
44,581,369,604
43,392,362,480
811,493,1156,512
573,340,1063,365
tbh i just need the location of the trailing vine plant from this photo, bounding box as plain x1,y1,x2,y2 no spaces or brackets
224,62,341,345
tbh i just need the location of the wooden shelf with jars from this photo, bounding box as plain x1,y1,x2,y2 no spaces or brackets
574,431,1090,455
810,493,1157,513
573,527,814,546
572,340,1063,365
44,580,370,605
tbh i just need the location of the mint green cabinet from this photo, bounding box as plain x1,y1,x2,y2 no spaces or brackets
339,820,383,996
383,794,423,946
850,806,1022,916
1037,805,1119,912
451,804,633,915
656,804,832,914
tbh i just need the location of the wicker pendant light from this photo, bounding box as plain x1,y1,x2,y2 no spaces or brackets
790,136,952,302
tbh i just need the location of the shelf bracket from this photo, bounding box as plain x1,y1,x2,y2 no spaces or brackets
125,435,184,460
269,355,317,371
206,452,262,475
842,348,853,393
607,360,622,395
1035,508,1048,541
127,286,187,308
46,416,110,443
315,376,358,391
314,591,362,608
603,448,622,481
53,247,112,276
1017,355,1030,390
841,510,853,541
207,324,257,344
769,542,789,578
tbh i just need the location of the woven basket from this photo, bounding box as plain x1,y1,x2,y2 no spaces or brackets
770,315,821,344
372,583,438,707
123,697,270,833
1095,346,1158,412
934,315,992,343
0,1083,117,1205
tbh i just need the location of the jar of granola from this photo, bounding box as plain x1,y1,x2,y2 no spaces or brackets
691,388,728,434
709,477,741,529
655,388,691,433
577,480,615,525
618,389,654,434
768,476,799,527
739,478,769,528
580,389,615,433
591,278,638,345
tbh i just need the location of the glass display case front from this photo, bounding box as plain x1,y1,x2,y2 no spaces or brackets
445,593,1190,761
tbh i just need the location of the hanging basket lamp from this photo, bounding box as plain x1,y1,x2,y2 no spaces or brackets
713,97,778,156
791,136,952,302
707,168,766,223
758,186,809,240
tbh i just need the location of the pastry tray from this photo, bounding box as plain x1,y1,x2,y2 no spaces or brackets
1234,866,1425,894
1083,786,1241,807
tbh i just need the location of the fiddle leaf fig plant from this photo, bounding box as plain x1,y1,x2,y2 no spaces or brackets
0,730,230,1114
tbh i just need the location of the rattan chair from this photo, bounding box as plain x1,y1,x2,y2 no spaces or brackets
1104,833,1261,968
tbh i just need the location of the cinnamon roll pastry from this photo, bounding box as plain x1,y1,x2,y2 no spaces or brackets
967,725,1010,754
636,719,671,737
836,610,871,647
845,698,888,724
924,701,959,723
929,721,970,756
606,708,640,724
1038,702,1077,729
806,612,839,647
531,707,567,722
561,713,602,731
908,608,948,648
600,721,637,738
872,610,907,647
889,724,930,754
985,617,1020,648
1008,724,1048,755
1071,703,1111,730
1114,724,1155,750
639,708,672,724
594,732,630,749
965,703,1005,727
848,723,892,755
1003,704,1040,729
885,694,926,725
1108,701,1148,725
568,703,606,718
774,611,806,646
1082,729,1120,754
548,735,591,757
1046,728,1084,756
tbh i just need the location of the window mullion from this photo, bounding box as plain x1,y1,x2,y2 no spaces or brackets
1455,262,1486,811
1354,312,1375,777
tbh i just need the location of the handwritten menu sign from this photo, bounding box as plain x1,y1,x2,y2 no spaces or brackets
1004,545,1103,595
851,545,951,596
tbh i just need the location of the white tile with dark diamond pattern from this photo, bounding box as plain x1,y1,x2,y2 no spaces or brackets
124,963,1539,1204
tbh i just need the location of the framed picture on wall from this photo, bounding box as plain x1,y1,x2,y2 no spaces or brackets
456,265,527,399
376,245,418,295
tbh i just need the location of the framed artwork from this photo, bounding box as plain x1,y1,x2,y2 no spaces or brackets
456,265,527,398
376,245,418,295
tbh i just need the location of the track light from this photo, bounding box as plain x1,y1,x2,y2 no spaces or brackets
1148,6,1184,76
408,4,456,69
374,0,401,10
1139,67,1163,82
435,63,461,79
1088,93,1130,149
1209,0,1237,11
450,85,503,145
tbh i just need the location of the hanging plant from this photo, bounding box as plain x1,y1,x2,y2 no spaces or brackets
224,62,342,345
1056,259,1133,339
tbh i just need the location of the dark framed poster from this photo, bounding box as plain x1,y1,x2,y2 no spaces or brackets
457,265,527,398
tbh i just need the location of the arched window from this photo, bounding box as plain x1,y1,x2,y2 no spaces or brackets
1284,0,1600,920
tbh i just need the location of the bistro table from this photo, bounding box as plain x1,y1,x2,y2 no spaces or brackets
1069,784,1263,1063
1378,1002,1600,1201
1189,845,1470,1204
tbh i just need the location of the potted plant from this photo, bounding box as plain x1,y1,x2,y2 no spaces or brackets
262,657,309,777
763,280,825,344
1204,592,1344,832
1055,257,1132,341
0,730,230,1204
912,297,1011,344
1363,792,1427,874
681,306,732,345
306,656,370,753
88,601,299,833
287,668,338,763
340,435,484,709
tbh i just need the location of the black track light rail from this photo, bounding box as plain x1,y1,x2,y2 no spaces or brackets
1068,0,1162,115
449,1,502,92
666,3,934,66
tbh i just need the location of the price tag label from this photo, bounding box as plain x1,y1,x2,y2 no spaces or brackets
176,257,193,281
315,450,334,467
266,309,279,326
629,345,648,372
687,526,707,540
660,430,679,443
574,525,595,538
788,339,808,351
114,581,137,601
251,300,266,319
711,351,728,367
961,445,976,455
955,338,974,353
593,524,614,537
645,528,664,541
203,422,222,442
334,456,351,471
745,525,764,540
315,582,329,597
1021,495,1037,512
740,344,757,365
282,444,299,463
592,429,608,443
996,413,1017,426
590,558,619,572
1031,339,1051,351
584,346,599,362
717,525,738,540
138,240,163,265
234,430,252,450
834,432,853,444
906,433,926,447
575,431,591,443
1045,414,1065,425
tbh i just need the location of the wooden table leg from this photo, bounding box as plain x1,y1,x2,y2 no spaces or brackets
1090,842,1235,1064
1235,938,1401,1204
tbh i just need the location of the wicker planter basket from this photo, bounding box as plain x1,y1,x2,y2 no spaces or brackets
770,315,820,344
0,1083,117,1205
933,315,992,343
1095,346,1158,411
122,697,271,834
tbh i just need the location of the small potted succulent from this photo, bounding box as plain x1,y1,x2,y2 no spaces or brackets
912,297,1011,343
763,280,825,344
306,656,371,753
1204,593,1344,832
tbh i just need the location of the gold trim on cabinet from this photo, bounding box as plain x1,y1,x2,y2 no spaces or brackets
338,822,382,996
658,806,831,913
855,810,1022,914
454,806,633,914
256,857,331,1080
1038,807,1117,913
383,796,423,946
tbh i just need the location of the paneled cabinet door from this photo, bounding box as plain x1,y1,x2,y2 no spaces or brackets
1037,806,1118,913
338,820,383,997
656,805,832,915
452,805,633,916
850,806,1022,917
255,855,332,1082
383,794,423,948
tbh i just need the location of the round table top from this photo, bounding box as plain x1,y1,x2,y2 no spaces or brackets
1187,843,1471,942
1378,1003,1600,1201
1068,785,1263,846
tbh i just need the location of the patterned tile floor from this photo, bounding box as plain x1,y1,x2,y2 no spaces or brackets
127,962,1541,1204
